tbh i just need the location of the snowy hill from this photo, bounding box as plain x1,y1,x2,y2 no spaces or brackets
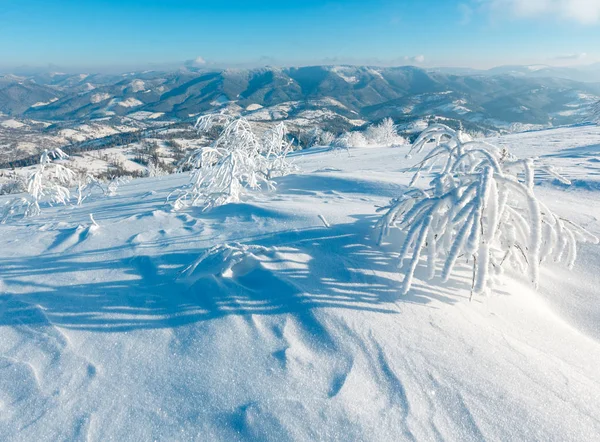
1,125,600,440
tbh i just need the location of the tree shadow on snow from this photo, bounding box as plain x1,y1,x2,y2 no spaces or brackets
0,215,472,333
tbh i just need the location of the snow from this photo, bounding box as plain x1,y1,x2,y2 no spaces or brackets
31,98,59,108
1,119,26,129
128,111,165,120
58,128,88,142
16,141,38,153
436,100,471,115
129,79,145,92
211,95,230,106
116,97,143,108
1,126,600,439
246,103,263,111
331,66,360,84
90,93,111,104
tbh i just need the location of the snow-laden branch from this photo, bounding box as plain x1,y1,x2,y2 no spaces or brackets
171,114,296,210
332,118,407,150
24,148,76,216
378,124,599,297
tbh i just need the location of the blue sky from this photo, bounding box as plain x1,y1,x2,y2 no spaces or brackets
1,0,599,70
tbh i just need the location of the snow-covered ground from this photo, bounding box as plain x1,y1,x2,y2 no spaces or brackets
1,125,600,440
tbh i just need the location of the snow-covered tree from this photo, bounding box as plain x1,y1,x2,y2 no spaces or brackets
319,131,336,147
106,176,127,197
25,148,76,216
0,172,27,195
76,173,105,205
147,160,166,178
303,127,336,148
377,124,598,297
333,131,367,149
365,118,405,146
333,120,406,150
171,114,296,210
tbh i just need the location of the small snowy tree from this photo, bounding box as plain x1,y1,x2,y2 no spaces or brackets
106,176,127,196
76,172,105,205
319,131,336,147
377,124,598,297
171,114,296,210
25,148,76,216
365,118,405,146
333,131,367,149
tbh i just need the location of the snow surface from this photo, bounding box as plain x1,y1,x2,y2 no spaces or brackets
90,93,111,104
246,104,263,111
129,80,145,92
1,119,26,129
31,98,59,108
128,111,165,120
1,126,600,440
116,98,143,108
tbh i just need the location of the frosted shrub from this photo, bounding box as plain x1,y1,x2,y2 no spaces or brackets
333,131,367,150
0,173,27,195
377,124,599,297
107,176,128,196
365,118,405,146
25,148,76,216
333,120,405,150
77,173,105,205
171,114,295,210
319,131,336,147
304,127,336,148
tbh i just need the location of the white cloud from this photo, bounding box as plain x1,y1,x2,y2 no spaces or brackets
554,52,588,60
484,0,600,24
404,55,425,64
458,3,474,24
194,56,207,65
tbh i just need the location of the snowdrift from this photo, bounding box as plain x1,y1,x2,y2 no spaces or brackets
1,126,600,440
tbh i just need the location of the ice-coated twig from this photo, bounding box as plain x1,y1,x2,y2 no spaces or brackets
378,123,599,296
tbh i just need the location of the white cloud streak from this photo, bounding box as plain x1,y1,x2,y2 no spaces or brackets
405,55,425,63
554,52,588,59
483,0,600,24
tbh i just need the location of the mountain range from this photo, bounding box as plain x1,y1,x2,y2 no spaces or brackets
1,65,600,167
0,65,597,127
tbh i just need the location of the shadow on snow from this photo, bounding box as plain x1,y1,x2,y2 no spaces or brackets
0,218,473,333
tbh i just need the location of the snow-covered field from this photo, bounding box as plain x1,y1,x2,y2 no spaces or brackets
1,125,600,440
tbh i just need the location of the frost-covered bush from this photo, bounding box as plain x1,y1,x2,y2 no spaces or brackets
333,131,367,149
333,119,406,150
24,148,76,216
365,118,406,146
377,124,599,297
304,127,336,148
106,176,128,197
319,131,336,147
171,114,296,210
76,173,105,205
0,173,27,195
147,160,166,178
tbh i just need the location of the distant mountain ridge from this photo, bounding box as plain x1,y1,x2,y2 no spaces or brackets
1,65,600,131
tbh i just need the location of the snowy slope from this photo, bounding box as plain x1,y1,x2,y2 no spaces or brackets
1,126,600,441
